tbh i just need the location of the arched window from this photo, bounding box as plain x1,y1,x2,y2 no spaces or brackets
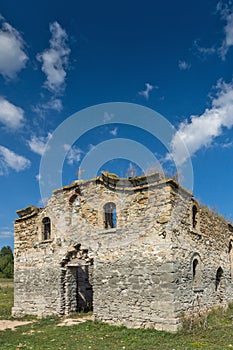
215,267,223,291
191,254,202,290
103,202,116,229
193,258,199,286
42,217,51,240
192,205,198,229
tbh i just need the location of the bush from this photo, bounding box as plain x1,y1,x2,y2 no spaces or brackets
0,246,14,278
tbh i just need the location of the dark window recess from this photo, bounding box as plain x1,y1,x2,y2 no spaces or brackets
104,202,116,229
228,240,232,254
69,194,77,204
42,217,51,240
215,267,223,291
192,205,198,229
193,259,198,281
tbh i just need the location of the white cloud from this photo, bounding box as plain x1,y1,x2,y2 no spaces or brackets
36,173,41,181
0,146,30,174
110,127,118,136
64,144,82,165
47,98,63,111
103,112,114,123
138,83,155,100
0,97,24,129
28,133,52,156
126,162,138,177
0,15,28,79
178,60,191,71
217,2,233,59
32,97,63,116
193,40,216,58
0,228,13,238
37,21,70,93
168,79,233,165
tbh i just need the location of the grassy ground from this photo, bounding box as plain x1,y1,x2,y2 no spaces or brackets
0,280,233,349
0,278,14,320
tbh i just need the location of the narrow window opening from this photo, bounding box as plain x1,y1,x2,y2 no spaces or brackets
42,217,51,240
192,205,198,229
229,240,233,279
104,202,116,229
215,267,223,291
228,240,232,254
193,259,198,284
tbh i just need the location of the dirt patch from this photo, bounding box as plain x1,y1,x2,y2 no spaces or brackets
0,320,34,331
57,315,93,327
0,315,93,330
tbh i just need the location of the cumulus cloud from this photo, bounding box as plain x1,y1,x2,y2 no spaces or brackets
138,83,154,100
37,21,70,93
0,15,28,79
0,146,30,174
64,144,82,165
217,2,233,59
168,79,233,165
178,60,191,71
0,97,24,129
28,133,52,156
193,3,233,60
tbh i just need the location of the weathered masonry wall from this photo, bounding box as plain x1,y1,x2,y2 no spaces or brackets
12,172,233,332
166,185,233,321
94,245,178,332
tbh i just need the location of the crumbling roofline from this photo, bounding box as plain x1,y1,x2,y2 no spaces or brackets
16,206,41,221
53,171,193,199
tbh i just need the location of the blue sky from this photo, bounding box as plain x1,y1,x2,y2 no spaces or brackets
1,0,233,249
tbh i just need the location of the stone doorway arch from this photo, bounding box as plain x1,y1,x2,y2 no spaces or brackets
60,244,93,315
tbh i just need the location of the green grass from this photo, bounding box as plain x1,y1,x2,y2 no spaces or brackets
0,279,14,319
0,280,233,349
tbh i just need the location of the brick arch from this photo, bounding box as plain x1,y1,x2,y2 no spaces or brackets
61,244,93,267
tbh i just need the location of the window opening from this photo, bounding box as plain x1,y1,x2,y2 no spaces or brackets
42,217,51,240
215,267,223,291
229,240,233,278
192,205,198,229
193,258,198,284
69,194,77,204
104,202,116,229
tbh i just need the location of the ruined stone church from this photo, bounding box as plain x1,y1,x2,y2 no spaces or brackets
12,171,233,332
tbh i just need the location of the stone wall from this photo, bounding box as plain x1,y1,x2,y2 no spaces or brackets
93,246,178,332
12,172,233,332
167,185,233,322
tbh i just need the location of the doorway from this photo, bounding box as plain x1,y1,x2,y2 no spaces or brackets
60,246,93,315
